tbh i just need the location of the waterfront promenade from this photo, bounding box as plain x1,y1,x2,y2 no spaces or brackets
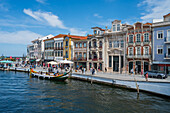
7,66,170,83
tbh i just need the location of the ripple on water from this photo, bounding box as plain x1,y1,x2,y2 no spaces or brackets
0,71,170,113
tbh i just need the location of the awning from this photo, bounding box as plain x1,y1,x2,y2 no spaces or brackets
36,59,41,62
0,60,13,63
59,59,73,64
47,61,59,65
153,61,170,64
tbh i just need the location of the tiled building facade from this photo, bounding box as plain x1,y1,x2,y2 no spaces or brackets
152,14,170,75
126,22,152,74
87,27,105,71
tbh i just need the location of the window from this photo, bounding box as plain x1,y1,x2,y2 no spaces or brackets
168,47,170,56
75,52,78,58
113,41,119,48
99,41,102,47
55,43,57,48
66,51,68,58
61,51,63,56
61,42,63,48
136,34,141,42
79,43,82,48
144,33,149,42
89,52,91,59
89,42,91,48
84,53,86,58
79,52,82,58
136,47,141,55
58,51,60,56
93,40,97,47
113,25,116,31
129,35,133,43
98,31,100,35
99,52,102,58
55,51,57,56
94,30,97,35
58,43,60,48
157,31,163,39
109,56,112,67
75,43,78,48
157,46,163,54
117,24,120,31
109,41,112,48
144,47,149,55
66,40,68,46
121,40,124,48
129,47,133,55
167,30,170,42
83,43,86,47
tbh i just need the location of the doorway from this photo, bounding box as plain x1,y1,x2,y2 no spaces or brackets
144,62,149,72
129,62,133,73
113,56,119,72
136,61,141,74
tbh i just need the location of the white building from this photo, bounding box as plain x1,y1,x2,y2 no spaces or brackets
27,34,54,65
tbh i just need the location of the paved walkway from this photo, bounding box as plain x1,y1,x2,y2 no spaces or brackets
72,70,170,83
11,66,170,83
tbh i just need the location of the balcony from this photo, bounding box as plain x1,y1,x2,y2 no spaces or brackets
127,54,134,58
143,55,151,58
90,46,98,51
92,58,98,61
73,57,87,61
143,41,150,45
99,46,102,49
128,42,133,46
55,47,63,50
99,58,102,60
135,42,141,45
45,47,54,50
127,54,151,59
164,37,170,43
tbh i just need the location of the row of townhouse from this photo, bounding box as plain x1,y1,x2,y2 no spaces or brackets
27,13,170,75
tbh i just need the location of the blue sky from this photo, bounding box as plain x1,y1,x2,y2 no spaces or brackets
0,0,170,56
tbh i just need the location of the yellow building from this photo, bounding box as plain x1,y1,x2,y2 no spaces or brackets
63,34,87,60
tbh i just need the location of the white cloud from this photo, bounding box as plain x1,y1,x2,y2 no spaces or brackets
36,0,46,4
0,31,42,44
23,9,87,36
138,0,170,22
23,9,67,29
94,13,103,18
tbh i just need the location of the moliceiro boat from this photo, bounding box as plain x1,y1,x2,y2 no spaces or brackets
30,69,71,81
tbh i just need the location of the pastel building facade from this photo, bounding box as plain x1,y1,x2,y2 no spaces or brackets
63,34,87,61
27,34,54,65
87,27,105,71
152,13,170,75
126,22,152,74
73,39,87,69
104,20,128,73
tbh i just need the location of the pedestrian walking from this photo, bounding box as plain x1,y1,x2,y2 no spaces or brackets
145,73,148,81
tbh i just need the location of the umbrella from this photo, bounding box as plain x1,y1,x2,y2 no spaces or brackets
47,61,58,65
0,60,13,63
59,59,73,64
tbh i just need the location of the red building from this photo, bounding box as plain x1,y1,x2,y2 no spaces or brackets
126,22,152,74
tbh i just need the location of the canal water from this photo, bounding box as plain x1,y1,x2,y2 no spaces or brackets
0,71,170,113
